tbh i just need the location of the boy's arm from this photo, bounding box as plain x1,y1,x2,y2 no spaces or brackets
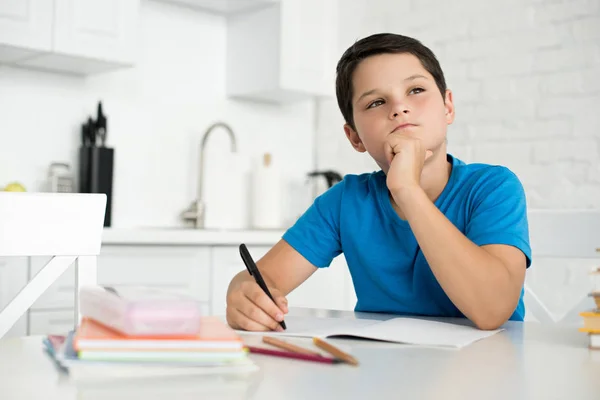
386,135,528,330
226,178,345,332
226,240,317,331
399,188,526,330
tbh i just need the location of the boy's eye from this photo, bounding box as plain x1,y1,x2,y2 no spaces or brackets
409,87,425,95
367,99,384,109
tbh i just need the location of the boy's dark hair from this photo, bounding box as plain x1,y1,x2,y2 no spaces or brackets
336,33,447,131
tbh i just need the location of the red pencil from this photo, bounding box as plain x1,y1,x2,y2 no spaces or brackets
245,346,341,364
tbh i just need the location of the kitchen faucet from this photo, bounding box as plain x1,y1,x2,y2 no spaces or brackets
181,122,237,228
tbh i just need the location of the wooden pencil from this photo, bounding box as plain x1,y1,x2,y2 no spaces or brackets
262,336,322,356
313,337,359,366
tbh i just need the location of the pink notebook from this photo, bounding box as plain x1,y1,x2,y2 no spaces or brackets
79,285,203,337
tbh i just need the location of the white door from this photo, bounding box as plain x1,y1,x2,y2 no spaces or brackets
52,0,139,64
0,257,29,337
0,0,53,62
279,0,337,97
211,245,272,318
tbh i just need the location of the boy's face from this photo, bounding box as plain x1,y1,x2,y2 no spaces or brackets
344,53,454,172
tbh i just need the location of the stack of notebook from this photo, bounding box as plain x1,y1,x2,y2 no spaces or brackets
579,290,600,349
578,267,600,349
42,286,257,380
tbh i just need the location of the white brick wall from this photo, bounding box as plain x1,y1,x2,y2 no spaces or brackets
317,0,600,209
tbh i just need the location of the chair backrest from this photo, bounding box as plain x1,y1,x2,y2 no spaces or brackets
525,209,600,324
0,192,106,257
0,192,106,338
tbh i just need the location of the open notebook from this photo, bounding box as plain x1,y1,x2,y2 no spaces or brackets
238,316,503,348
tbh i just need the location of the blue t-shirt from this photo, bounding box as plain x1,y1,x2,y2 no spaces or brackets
283,154,531,321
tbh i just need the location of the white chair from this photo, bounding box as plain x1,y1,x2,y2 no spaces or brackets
524,209,600,324
0,192,106,338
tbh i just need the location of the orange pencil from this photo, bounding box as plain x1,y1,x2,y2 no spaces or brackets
263,336,322,356
313,337,359,366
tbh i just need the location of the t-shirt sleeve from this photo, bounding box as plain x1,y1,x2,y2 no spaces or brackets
465,167,532,267
282,180,344,268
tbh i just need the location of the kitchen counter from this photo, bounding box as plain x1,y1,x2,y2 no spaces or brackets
101,227,285,246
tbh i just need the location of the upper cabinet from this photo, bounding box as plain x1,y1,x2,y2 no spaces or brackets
0,0,139,75
156,0,279,15
1,0,337,91
226,0,338,103
0,0,53,63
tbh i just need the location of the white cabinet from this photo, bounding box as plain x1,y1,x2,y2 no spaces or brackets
29,246,211,311
278,0,338,99
211,245,356,317
29,309,75,336
286,254,356,311
0,0,53,63
226,0,338,102
18,241,357,336
53,0,138,63
155,0,279,15
1,0,139,75
29,305,211,335
97,246,211,303
211,245,271,317
0,257,29,337
29,256,68,310
28,245,211,336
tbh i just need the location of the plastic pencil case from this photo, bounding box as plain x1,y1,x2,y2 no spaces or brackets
79,285,202,336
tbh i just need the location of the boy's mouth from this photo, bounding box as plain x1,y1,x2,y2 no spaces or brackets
391,123,418,133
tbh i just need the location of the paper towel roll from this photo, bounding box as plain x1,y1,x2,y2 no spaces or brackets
250,153,282,230
203,153,248,230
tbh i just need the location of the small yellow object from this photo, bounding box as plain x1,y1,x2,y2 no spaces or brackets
3,182,26,192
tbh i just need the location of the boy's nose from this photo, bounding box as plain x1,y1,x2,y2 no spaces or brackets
390,106,409,119
389,97,410,119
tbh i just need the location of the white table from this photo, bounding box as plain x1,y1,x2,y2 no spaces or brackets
1,308,599,400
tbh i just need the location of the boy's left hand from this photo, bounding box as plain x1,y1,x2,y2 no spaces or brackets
384,133,432,198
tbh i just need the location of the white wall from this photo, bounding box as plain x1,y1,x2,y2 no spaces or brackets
2,0,599,223
0,0,315,228
317,0,600,209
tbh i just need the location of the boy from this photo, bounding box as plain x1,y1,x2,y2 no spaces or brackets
226,33,531,331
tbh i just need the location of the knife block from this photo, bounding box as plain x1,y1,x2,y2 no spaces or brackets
79,146,114,227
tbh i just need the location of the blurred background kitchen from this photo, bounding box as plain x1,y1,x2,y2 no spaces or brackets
0,0,599,337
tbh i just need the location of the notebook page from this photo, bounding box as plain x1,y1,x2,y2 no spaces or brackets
331,317,502,348
236,316,380,337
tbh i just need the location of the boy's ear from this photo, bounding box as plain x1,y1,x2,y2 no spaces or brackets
444,89,455,125
344,124,367,153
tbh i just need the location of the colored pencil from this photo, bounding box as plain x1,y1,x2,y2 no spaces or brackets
262,336,322,356
312,337,359,366
245,346,341,364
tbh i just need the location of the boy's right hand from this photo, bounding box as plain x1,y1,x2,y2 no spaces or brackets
226,280,288,332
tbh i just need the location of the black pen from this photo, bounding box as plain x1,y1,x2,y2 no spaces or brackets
239,243,287,330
